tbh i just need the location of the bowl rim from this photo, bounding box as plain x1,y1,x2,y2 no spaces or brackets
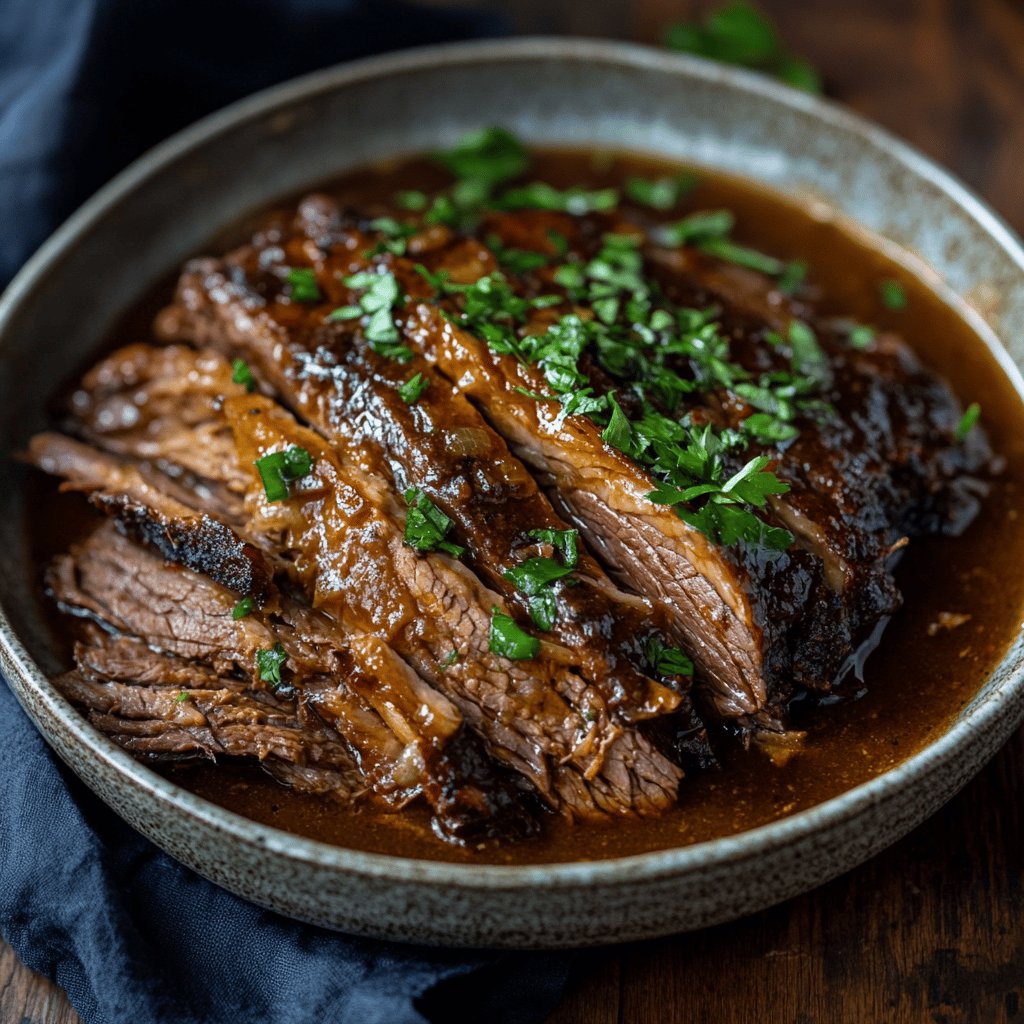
2,36,1023,891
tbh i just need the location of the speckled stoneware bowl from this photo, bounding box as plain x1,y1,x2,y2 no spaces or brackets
1,39,1023,948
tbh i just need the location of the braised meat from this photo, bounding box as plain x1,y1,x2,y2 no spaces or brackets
28,131,991,847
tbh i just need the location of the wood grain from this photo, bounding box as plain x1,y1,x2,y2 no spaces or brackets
3,2,1022,1021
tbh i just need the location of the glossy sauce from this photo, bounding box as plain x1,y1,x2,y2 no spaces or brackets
36,151,1024,864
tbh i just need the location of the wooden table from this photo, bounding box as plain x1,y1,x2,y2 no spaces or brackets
2,2,1022,1021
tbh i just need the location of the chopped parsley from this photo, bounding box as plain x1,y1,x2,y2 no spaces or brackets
699,236,785,275
955,402,981,442
398,372,430,404
285,267,321,303
657,209,735,246
232,596,255,620
625,172,699,211
435,126,529,188
488,608,540,661
255,643,287,687
175,690,190,704
503,528,580,631
776,260,807,295
881,278,908,310
403,488,465,557
496,182,619,215
485,234,550,274
231,358,257,393
330,270,411,362
413,229,799,550
255,446,313,502
440,649,460,668
643,636,694,678
364,217,418,257
846,322,876,349
665,2,822,94
395,189,428,211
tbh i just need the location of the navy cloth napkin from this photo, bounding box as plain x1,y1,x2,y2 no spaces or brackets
0,2,574,1021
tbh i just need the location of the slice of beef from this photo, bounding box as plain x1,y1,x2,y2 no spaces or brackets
27,432,274,601
48,522,530,839
220,391,684,818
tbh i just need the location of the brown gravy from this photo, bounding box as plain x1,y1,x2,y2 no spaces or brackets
35,150,1024,864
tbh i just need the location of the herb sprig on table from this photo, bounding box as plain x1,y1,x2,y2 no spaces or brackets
665,2,822,94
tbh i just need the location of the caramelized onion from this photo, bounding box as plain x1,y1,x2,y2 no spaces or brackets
448,426,492,457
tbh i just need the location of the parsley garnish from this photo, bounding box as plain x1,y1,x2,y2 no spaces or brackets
881,279,908,310
364,217,417,258
255,643,287,687
845,322,876,349
232,597,255,620
485,234,550,274
625,173,699,211
503,528,580,631
395,190,428,211
403,488,465,557
665,2,822,94
175,690,190,704
435,126,529,187
699,237,785,275
231,358,257,393
488,608,540,660
657,209,735,246
441,649,460,668
331,270,412,362
496,182,619,215
285,267,321,303
776,260,807,295
955,402,981,442
255,446,313,503
398,372,430,404
643,636,694,678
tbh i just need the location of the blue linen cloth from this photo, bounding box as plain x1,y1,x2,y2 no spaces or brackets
0,2,573,1021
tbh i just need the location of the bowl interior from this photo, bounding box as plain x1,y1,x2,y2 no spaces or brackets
2,39,1024,883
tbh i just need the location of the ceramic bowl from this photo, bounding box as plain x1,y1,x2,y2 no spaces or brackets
1,39,1022,948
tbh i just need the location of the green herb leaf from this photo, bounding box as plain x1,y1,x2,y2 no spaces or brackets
175,690,190,704
527,528,579,567
488,608,540,660
399,372,430,404
776,260,807,295
285,267,321,303
232,596,255,620
231,358,257,393
341,270,412,361
601,394,633,451
625,173,699,210
846,322,876,349
255,446,314,503
496,182,619,215
657,209,735,246
441,649,460,668
403,488,464,557
643,636,695,677
435,126,529,187
699,237,785,275
881,278,908,310
255,643,288,687
395,190,428,211
665,2,822,95
955,401,981,442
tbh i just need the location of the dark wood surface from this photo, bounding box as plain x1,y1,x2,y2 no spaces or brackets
3,2,1022,1021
